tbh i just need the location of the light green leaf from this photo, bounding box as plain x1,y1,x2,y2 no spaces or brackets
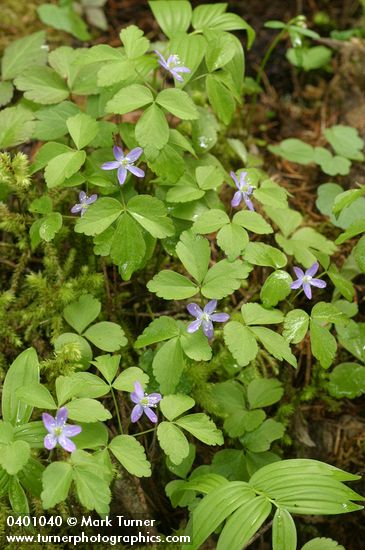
247,378,283,409
66,113,98,150
217,223,248,260
8,477,29,515
149,1,192,37
112,367,149,392
180,329,212,361
1,348,39,426
0,81,13,107
255,180,289,210
310,320,337,369
84,322,127,352
14,67,69,104
260,270,292,307
176,231,210,284
0,106,35,149
1,31,47,80
64,294,101,334
39,212,63,242
216,496,272,550
109,435,151,477
73,422,109,450
147,271,198,300
54,333,92,370
135,317,179,348
245,242,287,268
128,195,175,238
241,303,284,325
272,508,297,550
264,206,302,237
201,259,247,299
69,373,110,399
156,88,198,120
313,147,351,176
242,419,285,452
45,150,86,188
110,213,146,280
75,197,122,236
92,354,120,384
41,462,73,508
193,209,229,233
206,74,235,124
157,422,190,465
233,210,273,234
0,441,30,475
175,413,223,445
224,322,258,366
283,309,309,344
169,33,206,86
328,363,365,399
160,395,195,422
311,302,346,325
105,84,153,114
72,452,111,514
153,337,185,394
135,103,169,152
301,538,345,550
16,383,57,410
354,235,365,272
268,138,314,164
324,125,364,161
250,327,297,367
195,165,225,190
205,31,236,72
67,398,112,422
37,4,90,41
120,25,150,59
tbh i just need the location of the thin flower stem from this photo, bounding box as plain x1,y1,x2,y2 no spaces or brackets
111,388,123,434
133,427,157,437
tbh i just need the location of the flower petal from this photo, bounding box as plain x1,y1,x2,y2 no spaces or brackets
85,194,98,205
117,166,127,185
42,413,56,432
202,319,214,339
174,66,191,73
303,282,312,299
113,145,124,161
171,70,184,81
310,278,327,289
79,191,87,201
244,196,255,211
62,424,82,437
306,262,319,277
58,434,76,453
155,50,168,69
56,407,68,425
210,313,230,323
290,279,303,290
187,319,202,333
204,300,217,315
130,392,140,404
144,407,158,423
101,161,119,170
231,190,242,208
239,172,248,186
133,381,144,399
131,404,143,423
71,203,83,214
148,393,162,405
127,165,145,178
126,147,143,162
293,266,304,279
230,171,240,189
44,433,57,450
187,303,203,318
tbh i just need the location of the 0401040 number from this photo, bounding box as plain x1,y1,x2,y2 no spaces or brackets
7,516,63,527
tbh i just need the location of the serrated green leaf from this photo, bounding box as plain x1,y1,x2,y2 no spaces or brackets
241,303,284,325
41,462,73,508
67,398,112,422
75,197,122,236
260,270,292,307
64,294,101,334
157,422,190,465
250,327,297,367
283,309,309,343
84,322,127,352
160,395,195,421
110,213,146,280
14,67,69,104
156,88,198,120
1,31,47,80
109,435,151,477
0,106,35,149
128,195,174,238
112,367,149,392
120,25,150,59
201,259,247,299
175,413,223,445
45,150,86,188
105,84,153,114
153,337,185,393
217,223,248,260
66,113,98,149
176,231,210,284
245,242,287,268
135,103,169,152
0,440,30,475
147,271,198,300
193,209,229,233
247,378,283,409
328,362,365,399
224,322,258,366
310,320,337,369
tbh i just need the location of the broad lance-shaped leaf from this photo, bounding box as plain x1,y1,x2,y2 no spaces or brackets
301,538,345,550
272,508,297,550
135,317,179,348
245,242,287,268
149,0,192,38
8,477,29,516
109,435,151,477
176,230,210,284
182,482,256,550
157,422,190,465
128,195,174,238
216,495,272,550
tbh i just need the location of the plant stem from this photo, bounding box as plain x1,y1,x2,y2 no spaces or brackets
134,427,156,437
111,388,123,434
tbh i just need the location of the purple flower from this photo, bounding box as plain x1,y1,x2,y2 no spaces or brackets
187,300,230,340
230,171,255,210
101,146,145,186
71,191,97,216
130,381,162,424
290,262,327,299
155,50,191,82
42,407,81,453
